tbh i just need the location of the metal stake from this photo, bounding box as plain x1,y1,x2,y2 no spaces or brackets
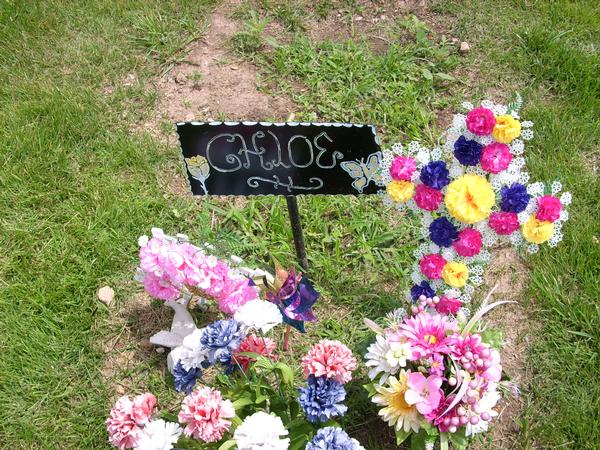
285,195,309,273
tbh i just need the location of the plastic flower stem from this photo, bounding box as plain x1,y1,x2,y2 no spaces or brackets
231,354,250,382
282,325,292,351
440,434,449,450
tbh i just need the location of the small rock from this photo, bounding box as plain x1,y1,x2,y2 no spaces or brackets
460,42,471,53
139,339,153,351
156,347,165,354
122,73,137,87
451,37,459,44
230,66,238,71
174,73,186,84
97,286,114,306
355,15,363,21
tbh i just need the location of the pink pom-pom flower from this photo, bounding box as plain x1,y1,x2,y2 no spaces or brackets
414,184,443,211
419,254,447,280
301,339,357,384
232,334,277,371
178,387,235,443
106,393,157,450
452,228,482,257
435,295,462,315
536,195,562,222
466,107,496,136
480,143,512,174
488,211,520,235
390,156,417,181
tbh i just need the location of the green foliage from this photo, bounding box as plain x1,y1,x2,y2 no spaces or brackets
232,11,271,56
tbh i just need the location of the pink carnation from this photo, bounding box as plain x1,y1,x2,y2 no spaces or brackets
301,339,357,384
452,228,482,257
142,272,180,301
435,296,462,315
488,211,520,235
419,254,447,280
466,107,496,136
400,312,457,359
216,277,259,315
414,184,443,211
232,334,277,371
480,142,512,174
106,393,156,450
178,387,235,443
390,156,416,181
536,195,562,222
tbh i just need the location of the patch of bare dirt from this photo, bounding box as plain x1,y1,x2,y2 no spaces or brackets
471,246,535,449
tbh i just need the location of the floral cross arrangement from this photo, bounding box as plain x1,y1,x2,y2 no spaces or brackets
362,95,572,449
106,96,572,450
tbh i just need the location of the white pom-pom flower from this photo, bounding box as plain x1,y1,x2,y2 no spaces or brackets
137,419,183,450
234,412,290,450
234,299,283,334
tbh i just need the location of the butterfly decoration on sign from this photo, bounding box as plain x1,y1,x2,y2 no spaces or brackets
184,155,211,194
340,151,385,193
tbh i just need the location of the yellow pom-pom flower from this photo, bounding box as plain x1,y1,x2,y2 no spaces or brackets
444,174,495,224
522,216,554,244
492,115,521,143
442,262,469,288
387,180,415,203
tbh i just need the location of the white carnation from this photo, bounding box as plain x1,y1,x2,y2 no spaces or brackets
178,328,208,371
234,412,290,450
136,419,182,450
234,299,283,334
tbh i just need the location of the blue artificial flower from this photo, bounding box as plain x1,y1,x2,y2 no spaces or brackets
420,161,450,190
200,319,245,365
500,183,531,213
173,361,201,394
306,427,364,450
454,135,483,166
298,375,347,423
429,217,459,248
410,281,435,301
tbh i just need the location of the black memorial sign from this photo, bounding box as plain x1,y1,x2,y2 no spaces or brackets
177,121,384,196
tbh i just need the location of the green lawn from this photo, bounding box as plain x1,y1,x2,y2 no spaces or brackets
0,0,598,448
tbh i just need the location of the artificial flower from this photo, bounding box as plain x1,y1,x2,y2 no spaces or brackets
435,295,462,315
488,211,520,235
452,228,482,257
178,386,235,443
215,276,258,315
178,328,209,371
454,136,483,166
234,299,283,333
405,372,443,415
106,396,144,450
301,339,357,384
420,161,450,190
142,273,180,301
414,183,443,211
390,155,416,181
448,333,501,381
480,142,512,174
427,353,445,376
232,334,276,371
466,107,496,136
410,281,436,301
429,217,459,248
372,371,421,433
131,393,157,425
442,261,469,288
199,319,245,365
536,195,562,222
136,419,182,450
492,115,521,143
445,174,495,224
465,387,501,436
306,427,365,450
386,180,415,202
364,334,411,382
172,361,201,394
399,312,456,358
267,270,318,332
234,412,290,450
419,254,447,280
298,375,348,423
522,216,554,243
500,183,530,213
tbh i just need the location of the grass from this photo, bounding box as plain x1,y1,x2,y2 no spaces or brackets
0,0,598,448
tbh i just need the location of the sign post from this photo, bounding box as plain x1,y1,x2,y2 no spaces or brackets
176,121,384,271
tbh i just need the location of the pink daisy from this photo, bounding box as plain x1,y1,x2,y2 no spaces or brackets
400,312,457,359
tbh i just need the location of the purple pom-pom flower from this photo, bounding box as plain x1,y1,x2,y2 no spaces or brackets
420,161,450,190
500,183,531,213
306,427,365,450
298,375,347,423
429,217,459,248
454,135,483,166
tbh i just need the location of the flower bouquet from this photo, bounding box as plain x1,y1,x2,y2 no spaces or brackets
107,339,365,450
